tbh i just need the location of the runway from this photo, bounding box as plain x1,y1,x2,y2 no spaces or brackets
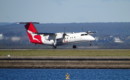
1,56,130,61
0,56,130,69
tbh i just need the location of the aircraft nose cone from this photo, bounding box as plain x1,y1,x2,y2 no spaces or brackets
91,36,96,41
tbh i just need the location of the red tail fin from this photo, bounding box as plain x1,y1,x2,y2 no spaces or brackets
24,22,42,44
25,22,38,33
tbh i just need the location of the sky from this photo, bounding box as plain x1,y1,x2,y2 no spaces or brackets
0,0,130,23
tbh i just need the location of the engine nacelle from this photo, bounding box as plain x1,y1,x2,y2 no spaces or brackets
55,33,63,39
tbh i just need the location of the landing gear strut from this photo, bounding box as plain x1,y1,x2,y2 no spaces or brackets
73,45,77,49
89,43,92,46
89,41,92,46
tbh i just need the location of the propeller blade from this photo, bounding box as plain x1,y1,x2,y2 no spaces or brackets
86,31,96,34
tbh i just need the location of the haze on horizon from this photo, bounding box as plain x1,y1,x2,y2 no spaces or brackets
0,0,130,23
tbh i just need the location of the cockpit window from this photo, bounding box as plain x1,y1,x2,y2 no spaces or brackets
81,34,87,36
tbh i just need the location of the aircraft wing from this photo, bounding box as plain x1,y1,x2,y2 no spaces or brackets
37,33,55,35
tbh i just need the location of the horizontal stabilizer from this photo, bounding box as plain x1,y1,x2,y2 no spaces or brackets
18,22,39,24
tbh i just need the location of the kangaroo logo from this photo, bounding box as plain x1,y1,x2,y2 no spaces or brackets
27,30,41,42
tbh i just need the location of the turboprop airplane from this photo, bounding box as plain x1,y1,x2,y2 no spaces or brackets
21,22,95,49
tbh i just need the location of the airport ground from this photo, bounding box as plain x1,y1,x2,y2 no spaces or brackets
0,49,130,56
0,49,130,69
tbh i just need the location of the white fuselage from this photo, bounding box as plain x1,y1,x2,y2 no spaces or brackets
23,22,96,48
40,32,95,46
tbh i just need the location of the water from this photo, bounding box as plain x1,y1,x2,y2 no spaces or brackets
0,69,130,80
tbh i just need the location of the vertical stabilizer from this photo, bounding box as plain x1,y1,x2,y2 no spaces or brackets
24,22,42,44
25,22,38,33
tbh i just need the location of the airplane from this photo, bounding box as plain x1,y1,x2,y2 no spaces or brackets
20,22,96,49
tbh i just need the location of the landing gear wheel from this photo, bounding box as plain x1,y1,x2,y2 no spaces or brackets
89,41,92,46
89,43,92,46
73,45,77,49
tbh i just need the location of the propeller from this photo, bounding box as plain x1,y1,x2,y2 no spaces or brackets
63,27,67,38
53,34,57,48
86,31,96,35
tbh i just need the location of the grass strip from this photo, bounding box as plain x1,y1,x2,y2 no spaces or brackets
0,49,130,57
